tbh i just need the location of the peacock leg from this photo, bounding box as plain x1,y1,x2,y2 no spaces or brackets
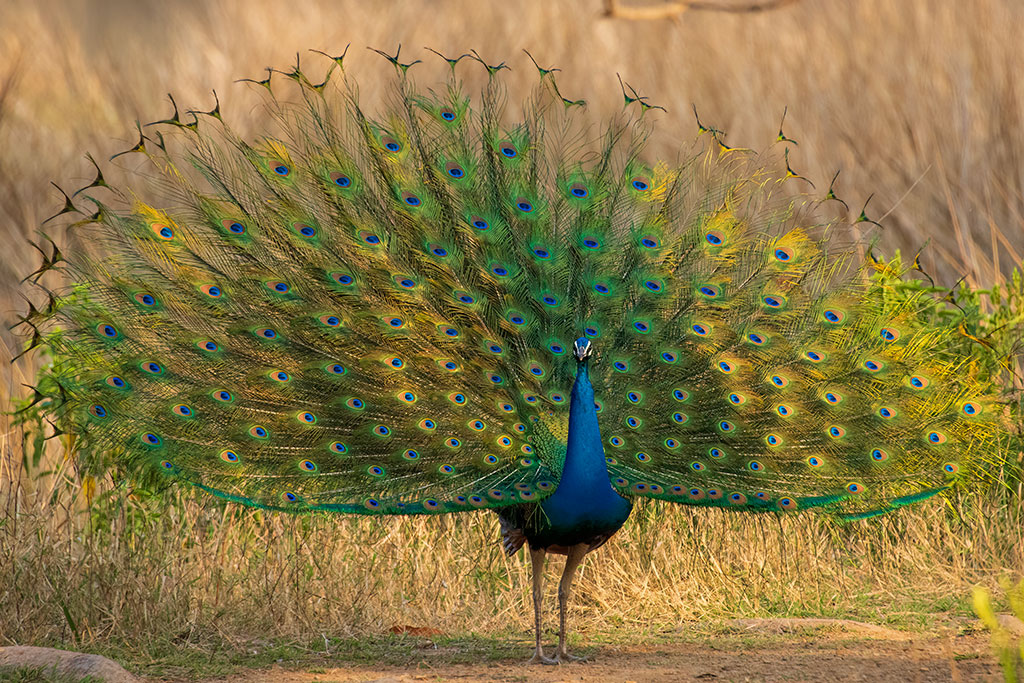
527,546,556,665
554,542,590,663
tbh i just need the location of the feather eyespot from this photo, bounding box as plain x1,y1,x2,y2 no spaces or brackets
172,404,193,417
346,397,364,410
515,197,533,213
823,309,845,324
692,323,710,336
672,412,688,424
776,404,794,417
325,363,346,376
97,323,118,339
444,161,465,179
961,401,982,415
926,431,947,445
880,327,900,342
640,236,659,248
846,482,864,494
141,361,163,375
399,391,416,404
778,498,798,510
863,359,883,372
359,230,382,245
196,340,218,353
705,230,725,246
293,222,316,238
89,404,107,418
871,448,888,461
664,438,679,449
250,426,268,439
498,141,518,158
707,489,724,500
687,488,705,500
698,285,719,298
661,351,677,363
212,389,232,402
532,246,551,259
402,448,418,460
765,433,783,446
151,223,174,240
319,314,341,327
221,449,240,463
142,432,162,446
430,244,449,257
266,281,290,294
106,375,128,389
134,292,157,306
631,176,650,191
805,350,825,362
717,360,735,374
381,135,401,152
200,284,223,298
384,317,404,329
255,328,277,339
568,182,589,199
770,374,789,388
373,425,391,437
673,389,689,402
297,411,317,424
368,465,386,477
400,191,421,207
582,236,601,249
774,247,794,261
645,279,664,293
807,456,823,468
331,272,355,286
221,219,246,234
729,493,748,505
907,375,930,389
691,461,705,471
828,425,846,438
418,418,436,431
329,171,352,188
763,295,785,309
439,107,457,121
943,462,960,474
270,161,290,176
469,215,490,231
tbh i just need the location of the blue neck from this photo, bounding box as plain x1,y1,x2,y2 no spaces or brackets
561,360,610,486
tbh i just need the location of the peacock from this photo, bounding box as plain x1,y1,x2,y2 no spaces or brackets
18,47,1006,665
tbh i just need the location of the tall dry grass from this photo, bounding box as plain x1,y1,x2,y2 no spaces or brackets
1,0,1023,657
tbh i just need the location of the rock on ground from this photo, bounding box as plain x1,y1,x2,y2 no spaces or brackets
0,646,137,682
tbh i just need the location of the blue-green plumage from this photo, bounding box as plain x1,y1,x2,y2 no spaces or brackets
499,338,632,554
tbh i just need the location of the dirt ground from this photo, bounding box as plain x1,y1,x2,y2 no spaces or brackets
201,621,1002,683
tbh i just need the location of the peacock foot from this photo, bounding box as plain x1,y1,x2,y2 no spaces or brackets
527,650,557,665
554,651,589,664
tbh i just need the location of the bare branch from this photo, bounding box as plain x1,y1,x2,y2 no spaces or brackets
603,0,800,20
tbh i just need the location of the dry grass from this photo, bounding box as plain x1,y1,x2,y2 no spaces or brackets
1,0,1024,664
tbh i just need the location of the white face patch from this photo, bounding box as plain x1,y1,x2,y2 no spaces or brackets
573,337,593,361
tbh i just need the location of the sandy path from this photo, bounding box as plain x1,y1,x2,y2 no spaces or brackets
197,625,1000,683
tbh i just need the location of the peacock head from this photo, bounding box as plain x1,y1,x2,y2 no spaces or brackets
573,337,593,362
